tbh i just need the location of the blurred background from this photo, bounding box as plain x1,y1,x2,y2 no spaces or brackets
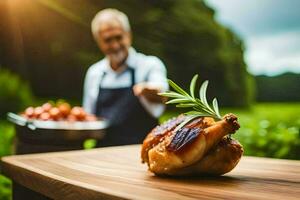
0,0,299,199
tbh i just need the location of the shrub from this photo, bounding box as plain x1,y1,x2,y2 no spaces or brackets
0,176,11,200
227,103,300,159
0,69,35,119
0,121,14,200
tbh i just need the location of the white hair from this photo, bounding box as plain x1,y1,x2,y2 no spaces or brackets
91,8,131,36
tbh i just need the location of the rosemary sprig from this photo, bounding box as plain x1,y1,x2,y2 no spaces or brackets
159,75,222,131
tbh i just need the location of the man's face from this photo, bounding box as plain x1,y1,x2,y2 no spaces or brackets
95,21,131,68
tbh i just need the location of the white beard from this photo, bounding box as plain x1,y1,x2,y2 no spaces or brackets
108,50,127,66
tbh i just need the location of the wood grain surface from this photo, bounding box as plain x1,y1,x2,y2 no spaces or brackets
1,145,300,200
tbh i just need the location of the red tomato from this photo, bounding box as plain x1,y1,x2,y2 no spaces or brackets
70,106,86,120
42,103,52,112
67,114,77,122
34,106,44,118
39,112,51,121
24,107,35,118
49,107,61,120
58,102,71,117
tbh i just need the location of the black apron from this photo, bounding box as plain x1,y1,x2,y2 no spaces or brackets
95,67,158,147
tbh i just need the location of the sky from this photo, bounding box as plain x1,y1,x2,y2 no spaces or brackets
205,0,300,76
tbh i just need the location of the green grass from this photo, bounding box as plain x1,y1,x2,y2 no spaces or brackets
226,103,300,159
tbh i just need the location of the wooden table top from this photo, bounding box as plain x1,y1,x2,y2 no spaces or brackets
1,145,300,200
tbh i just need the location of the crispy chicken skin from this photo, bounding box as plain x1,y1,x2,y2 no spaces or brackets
166,137,243,176
141,114,186,164
141,115,215,164
141,114,243,176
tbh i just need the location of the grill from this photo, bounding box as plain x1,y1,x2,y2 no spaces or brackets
7,112,109,154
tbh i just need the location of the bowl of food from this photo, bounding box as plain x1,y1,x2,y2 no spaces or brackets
7,101,109,153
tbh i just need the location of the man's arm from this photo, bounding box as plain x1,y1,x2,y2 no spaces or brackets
133,57,169,118
82,69,97,114
133,57,168,103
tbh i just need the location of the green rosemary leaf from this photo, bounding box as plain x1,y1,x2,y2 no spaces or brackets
158,92,184,98
166,98,191,104
184,111,203,116
212,98,221,118
174,113,216,132
199,80,209,108
192,113,215,118
194,106,214,115
160,75,222,122
189,74,198,98
174,115,199,132
168,79,190,97
176,103,198,108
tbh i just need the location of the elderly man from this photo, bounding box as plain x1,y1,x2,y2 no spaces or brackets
83,9,168,146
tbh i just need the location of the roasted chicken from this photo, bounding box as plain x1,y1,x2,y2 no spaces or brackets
141,113,243,176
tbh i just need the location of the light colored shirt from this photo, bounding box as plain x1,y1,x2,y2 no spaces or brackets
83,47,168,118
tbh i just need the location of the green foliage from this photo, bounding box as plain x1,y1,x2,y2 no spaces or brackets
0,121,15,157
0,176,11,200
256,73,300,102
0,121,14,200
160,75,222,121
161,103,300,160
226,103,300,159
160,74,223,132
0,69,35,118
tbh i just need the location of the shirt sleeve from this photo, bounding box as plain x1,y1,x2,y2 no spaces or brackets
82,68,97,114
138,57,169,118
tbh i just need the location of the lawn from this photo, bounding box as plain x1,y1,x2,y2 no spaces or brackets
0,103,299,200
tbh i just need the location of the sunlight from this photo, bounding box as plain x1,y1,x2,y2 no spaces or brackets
7,0,23,8
37,0,88,27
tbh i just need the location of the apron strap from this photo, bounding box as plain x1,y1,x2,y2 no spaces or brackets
95,72,106,115
127,67,135,86
98,71,107,89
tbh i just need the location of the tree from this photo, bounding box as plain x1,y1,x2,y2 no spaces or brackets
1,0,254,106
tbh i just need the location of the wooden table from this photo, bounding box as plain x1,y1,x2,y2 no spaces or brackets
1,145,300,200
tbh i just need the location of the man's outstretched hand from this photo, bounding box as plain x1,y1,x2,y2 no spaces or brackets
133,83,167,103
